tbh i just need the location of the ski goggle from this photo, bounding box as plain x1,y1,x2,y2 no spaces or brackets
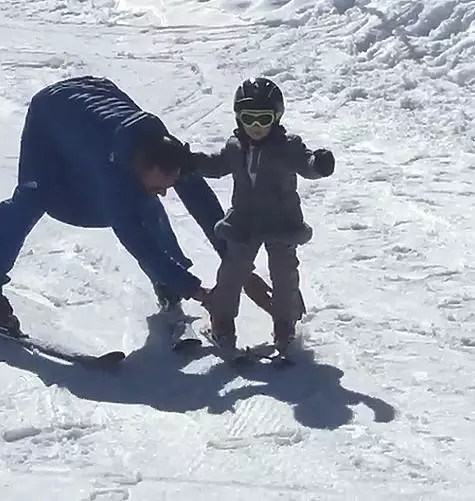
237,109,275,128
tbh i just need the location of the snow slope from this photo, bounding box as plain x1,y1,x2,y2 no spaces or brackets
0,0,474,499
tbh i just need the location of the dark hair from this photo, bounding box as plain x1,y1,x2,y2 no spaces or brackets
136,129,190,175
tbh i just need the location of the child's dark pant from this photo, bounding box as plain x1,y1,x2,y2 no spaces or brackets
210,239,302,327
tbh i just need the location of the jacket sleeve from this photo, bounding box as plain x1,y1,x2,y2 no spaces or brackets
190,138,239,178
112,211,201,299
173,173,227,258
286,134,323,180
110,113,203,298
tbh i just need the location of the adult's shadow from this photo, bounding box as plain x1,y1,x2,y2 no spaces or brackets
0,312,237,414
209,344,396,430
0,317,396,429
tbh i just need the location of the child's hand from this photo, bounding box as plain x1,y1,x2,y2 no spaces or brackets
314,148,335,177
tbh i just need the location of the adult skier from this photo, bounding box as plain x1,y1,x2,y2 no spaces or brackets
0,76,271,338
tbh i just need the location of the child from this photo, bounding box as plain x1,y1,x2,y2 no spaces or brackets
190,77,335,356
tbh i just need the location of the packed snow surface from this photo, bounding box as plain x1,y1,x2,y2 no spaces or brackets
0,0,474,499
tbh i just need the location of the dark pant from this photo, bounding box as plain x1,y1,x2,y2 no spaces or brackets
210,239,302,324
0,103,48,287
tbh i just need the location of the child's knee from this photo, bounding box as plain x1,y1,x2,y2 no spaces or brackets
268,246,299,274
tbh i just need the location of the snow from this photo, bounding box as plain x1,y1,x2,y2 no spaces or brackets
1,0,474,498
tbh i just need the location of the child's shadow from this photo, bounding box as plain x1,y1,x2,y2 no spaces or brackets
209,344,396,429
0,316,396,429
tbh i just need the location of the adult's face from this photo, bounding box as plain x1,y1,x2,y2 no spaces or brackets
137,163,181,196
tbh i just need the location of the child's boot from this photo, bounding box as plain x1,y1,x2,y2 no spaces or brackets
273,319,296,355
209,316,237,357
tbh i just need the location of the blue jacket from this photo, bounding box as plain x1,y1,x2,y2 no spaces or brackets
24,76,225,298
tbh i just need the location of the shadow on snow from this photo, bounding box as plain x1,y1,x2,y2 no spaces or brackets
0,311,395,430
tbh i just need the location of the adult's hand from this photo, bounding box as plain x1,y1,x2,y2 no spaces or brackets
192,286,212,308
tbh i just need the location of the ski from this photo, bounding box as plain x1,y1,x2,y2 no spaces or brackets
172,337,202,352
0,327,125,370
243,342,295,368
196,327,297,369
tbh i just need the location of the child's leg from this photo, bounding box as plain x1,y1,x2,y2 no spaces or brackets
209,239,261,341
265,242,301,349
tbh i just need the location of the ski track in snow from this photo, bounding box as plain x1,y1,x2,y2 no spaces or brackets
1,0,474,499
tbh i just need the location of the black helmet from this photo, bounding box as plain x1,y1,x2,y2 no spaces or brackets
233,77,284,120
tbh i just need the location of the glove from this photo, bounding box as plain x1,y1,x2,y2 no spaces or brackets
243,273,273,315
313,148,335,177
192,286,212,309
153,281,182,310
177,142,200,176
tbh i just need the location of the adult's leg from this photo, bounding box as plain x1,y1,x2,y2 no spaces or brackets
0,105,47,288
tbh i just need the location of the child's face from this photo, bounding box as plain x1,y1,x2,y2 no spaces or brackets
237,109,275,142
243,123,272,141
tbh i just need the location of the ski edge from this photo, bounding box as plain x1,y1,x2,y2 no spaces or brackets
0,328,125,370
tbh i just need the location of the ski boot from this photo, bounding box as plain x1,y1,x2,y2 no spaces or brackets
210,317,237,353
153,282,201,350
154,281,185,333
202,317,240,362
0,293,22,338
271,320,298,366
